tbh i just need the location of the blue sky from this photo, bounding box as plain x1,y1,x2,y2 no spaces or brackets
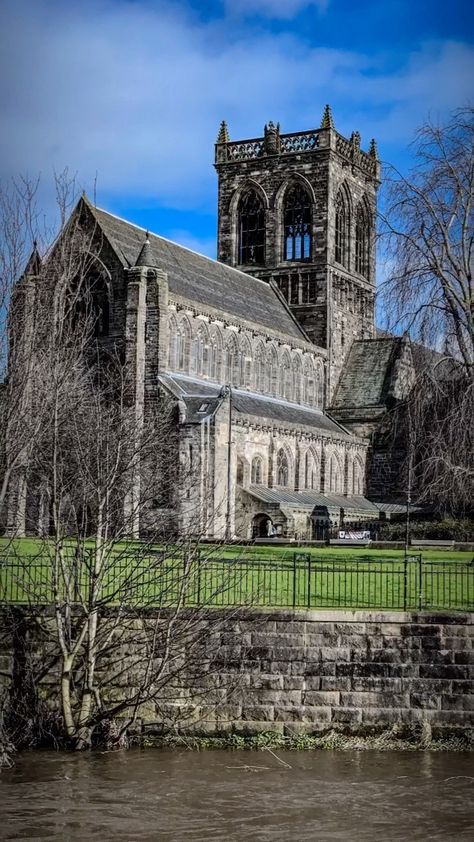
0,0,473,258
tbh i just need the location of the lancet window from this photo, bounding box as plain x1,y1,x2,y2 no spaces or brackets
355,202,370,279
238,190,265,265
254,343,265,392
335,189,350,268
251,456,263,485
176,319,191,371
315,359,325,409
305,451,319,490
276,449,289,487
281,352,293,401
68,274,110,338
352,459,364,495
293,355,302,404
329,455,342,494
224,336,241,386
283,185,312,261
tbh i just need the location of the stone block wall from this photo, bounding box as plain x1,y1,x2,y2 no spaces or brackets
1,609,472,740
196,610,473,736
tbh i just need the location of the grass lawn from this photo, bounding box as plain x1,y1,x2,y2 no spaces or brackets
1,536,472,563
1,537,473,611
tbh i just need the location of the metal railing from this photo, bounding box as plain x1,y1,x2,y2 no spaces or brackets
0,552,473,612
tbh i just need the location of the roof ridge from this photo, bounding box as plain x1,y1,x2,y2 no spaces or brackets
95,205,275,290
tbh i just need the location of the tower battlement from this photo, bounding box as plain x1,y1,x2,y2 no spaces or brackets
215,116,379,181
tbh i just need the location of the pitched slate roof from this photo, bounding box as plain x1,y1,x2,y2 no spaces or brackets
90,205,306,342
245,486,378,512
244,486,411,515
159,373,350,436
330,338,400,409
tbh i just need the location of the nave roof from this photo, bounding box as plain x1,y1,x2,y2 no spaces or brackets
87,202,307,344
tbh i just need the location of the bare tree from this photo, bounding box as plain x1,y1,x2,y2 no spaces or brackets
4,343,244,749
380,106,473,372
400,360,473,517
0,172,82,524
1,189,248,752
378,108,474,516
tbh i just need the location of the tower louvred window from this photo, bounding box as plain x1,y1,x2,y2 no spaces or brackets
284,185,312,261
238,190,265,264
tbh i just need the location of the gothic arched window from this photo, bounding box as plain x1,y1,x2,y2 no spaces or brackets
315,359,324,409
276,449,289,486
266,345,278,395
238,190,265,265
283,185,312,261
192,324,210,377
236,457,244,486
305,451,319,490
304,358,316,407
329,455,342,494
293,355,302,404
280,352,292,401
254,343,265,392
168,317,178,370
176,319,191,371
251,456,263,485
91,277,110,337
352,459,364,495
224,336,241,386
355,202,370,279
209,326,222,381
68,274,110,338
335,189,350,268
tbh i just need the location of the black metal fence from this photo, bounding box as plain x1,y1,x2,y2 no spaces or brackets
0,552,473,612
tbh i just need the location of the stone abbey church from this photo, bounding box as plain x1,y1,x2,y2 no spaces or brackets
7,107,415,540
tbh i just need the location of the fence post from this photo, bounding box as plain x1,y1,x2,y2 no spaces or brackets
403,555,408,611
307,555,311,608
196,550,202,606
292,553,297,609
418,554,423,611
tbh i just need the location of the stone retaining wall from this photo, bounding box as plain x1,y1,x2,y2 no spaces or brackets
0,609,473,738
206,610,473,736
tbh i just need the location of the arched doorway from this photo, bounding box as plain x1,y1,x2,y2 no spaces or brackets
252,513,273,539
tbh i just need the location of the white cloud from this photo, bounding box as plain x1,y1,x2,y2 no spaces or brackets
0,0,472,217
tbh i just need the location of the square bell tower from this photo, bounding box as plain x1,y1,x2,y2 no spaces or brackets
214,106,381,398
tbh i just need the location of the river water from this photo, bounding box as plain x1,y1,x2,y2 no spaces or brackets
0,748,473,841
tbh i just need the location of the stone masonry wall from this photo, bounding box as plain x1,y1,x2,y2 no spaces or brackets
211,610,473,736
1,609,472,740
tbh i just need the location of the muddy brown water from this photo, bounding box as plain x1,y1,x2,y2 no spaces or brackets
0,748,473,841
